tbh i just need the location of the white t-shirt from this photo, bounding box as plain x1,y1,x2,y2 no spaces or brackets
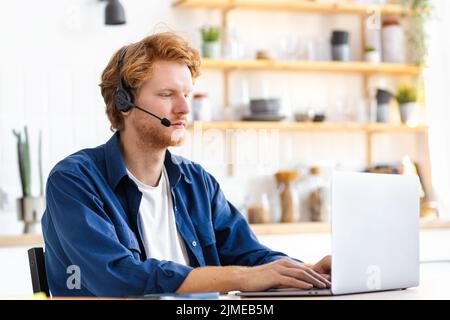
126,166,189,265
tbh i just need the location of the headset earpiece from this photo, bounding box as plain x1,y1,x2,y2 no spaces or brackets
115,87,133,112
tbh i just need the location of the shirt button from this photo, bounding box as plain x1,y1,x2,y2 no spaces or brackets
192,241,197,247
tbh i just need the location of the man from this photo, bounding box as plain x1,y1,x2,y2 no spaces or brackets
42,32,331,297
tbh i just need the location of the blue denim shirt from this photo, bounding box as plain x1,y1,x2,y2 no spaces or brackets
42,132,291,297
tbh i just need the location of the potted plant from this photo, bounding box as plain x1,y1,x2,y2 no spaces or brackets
396,86,420,125
400,0,433,65
364,47,381,63
200,26,221,59
12,126,45,234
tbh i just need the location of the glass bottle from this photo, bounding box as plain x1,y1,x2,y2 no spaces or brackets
192,93,212,121
222,24,243,60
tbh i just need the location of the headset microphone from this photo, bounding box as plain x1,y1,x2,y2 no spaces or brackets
133,105,172,127
114,47,172,128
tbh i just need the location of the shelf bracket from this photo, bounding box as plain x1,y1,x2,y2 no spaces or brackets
367,131,373,169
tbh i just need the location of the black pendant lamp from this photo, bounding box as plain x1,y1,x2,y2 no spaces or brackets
104,0,126,25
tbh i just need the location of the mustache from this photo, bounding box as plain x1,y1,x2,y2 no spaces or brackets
169,117,188,125
170,117,188,122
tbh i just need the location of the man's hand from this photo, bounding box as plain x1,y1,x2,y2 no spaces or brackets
238,258,332,292
312,255,332,281
177,257,332,294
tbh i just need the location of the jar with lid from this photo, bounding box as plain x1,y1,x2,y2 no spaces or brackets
375,89,394,123
381,18,405,63
192,93,212,122
275,171,299,223
331,30,350,62
307,167,330,222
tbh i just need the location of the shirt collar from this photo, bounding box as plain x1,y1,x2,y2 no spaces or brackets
105,131,192,191
164,149,192,187
105,132,128,190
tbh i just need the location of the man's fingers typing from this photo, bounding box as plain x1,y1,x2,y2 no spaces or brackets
278,276,313,290
282,259,331,287
281,267,327,289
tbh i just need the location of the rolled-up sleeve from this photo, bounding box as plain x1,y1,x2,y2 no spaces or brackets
202,170,300,266
44,170,193,297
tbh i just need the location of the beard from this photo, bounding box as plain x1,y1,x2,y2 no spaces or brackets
133,114,186,150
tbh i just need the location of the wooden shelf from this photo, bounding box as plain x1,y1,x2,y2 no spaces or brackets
251,222,331,235
251,220,450,236
173,0,407,15
201,59,421,76
0,234,43,247
1,220,449,246
188,121,429,133
174,0,231,9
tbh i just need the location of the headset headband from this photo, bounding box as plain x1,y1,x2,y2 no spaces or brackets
117,46,129,93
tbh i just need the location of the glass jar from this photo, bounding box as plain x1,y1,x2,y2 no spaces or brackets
246,193,271,224
275,171,299,223
307,167,330,222
223,25,244,60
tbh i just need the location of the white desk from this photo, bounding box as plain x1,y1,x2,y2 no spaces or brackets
241,262,450,300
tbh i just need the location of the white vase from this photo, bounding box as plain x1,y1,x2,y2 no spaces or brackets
376,104,390,123
365,51,381,63
399,102,420,125
381,24,405,63
202,41,221,59
17,196,45,234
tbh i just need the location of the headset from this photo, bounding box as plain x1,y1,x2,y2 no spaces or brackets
114,47,172,127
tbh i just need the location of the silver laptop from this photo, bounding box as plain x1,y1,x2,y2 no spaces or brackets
237,171,420,297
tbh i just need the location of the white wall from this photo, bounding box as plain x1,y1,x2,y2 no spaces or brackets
424,0,450,217
0,0,430,225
